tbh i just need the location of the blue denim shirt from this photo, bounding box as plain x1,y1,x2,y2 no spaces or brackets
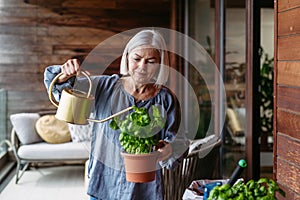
44,65,187,200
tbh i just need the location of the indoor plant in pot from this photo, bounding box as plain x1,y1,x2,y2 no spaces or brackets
207,178,285,200
110,105,165,183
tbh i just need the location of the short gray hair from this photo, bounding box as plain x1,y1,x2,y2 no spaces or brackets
120,30,170,85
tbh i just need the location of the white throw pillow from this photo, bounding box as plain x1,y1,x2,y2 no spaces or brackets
68,123,92,142
10,113,43,144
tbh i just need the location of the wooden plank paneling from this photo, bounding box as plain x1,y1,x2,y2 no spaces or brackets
46,26,113,38
7,91,54,114
26,0,170,11
278,7,300,36
276,133,300,198
0,17,37,26
62,0,117,9
0,44,50,54
277,133,300,166
0,54,39,64
0,0,38,7
0,72,45,91
0,64,45,73
0,35,38,46
277,109,300,141
51,8,170,18
277,157,300,195
0,0,171,137
278,0,300,12
275,0,300,198
0,7,39,18
25,0,116,9
278,36,300,61
28,1,171,32
277,61,300,87
277,86,300,113
0,24,40,35
275,184,300,200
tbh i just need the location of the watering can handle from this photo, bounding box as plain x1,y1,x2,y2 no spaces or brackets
48,70,92,108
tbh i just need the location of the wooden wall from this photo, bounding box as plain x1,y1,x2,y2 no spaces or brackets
275,0,300,199
0,0,171,135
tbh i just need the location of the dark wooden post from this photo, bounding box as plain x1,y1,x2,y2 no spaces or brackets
245,0,261,180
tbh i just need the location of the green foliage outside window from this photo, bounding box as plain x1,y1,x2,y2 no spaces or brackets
259,48,274,135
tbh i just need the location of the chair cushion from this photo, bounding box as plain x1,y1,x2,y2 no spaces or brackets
10,113,43,145
68,123,92,142
18,142,90,160
35,115,71,144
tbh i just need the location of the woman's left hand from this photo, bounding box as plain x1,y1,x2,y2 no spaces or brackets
155,140,172,162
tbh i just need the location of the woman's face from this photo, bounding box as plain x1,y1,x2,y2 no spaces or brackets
127,46,160,85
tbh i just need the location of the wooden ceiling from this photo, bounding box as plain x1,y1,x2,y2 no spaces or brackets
24,0,172,32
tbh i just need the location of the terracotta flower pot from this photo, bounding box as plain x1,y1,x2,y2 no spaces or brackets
121,151,160,183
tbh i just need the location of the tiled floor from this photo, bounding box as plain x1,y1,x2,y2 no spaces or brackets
0,164,89,200
0,160,273,200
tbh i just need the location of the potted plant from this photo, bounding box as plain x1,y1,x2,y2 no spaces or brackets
207,178,285,200
109,105,165,183
184,160,285,200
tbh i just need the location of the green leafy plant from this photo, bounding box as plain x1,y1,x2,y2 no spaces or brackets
110,105,165,154
208,178,285,200
259,48,274,134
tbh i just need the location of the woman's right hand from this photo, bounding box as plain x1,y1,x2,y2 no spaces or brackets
57,59,81,83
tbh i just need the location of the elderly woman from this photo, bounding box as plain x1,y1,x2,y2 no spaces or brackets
44,30,185,200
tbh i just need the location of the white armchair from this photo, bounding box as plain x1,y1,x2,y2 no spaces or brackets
10,112,90,184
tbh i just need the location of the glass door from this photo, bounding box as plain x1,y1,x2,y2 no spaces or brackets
182,0,274,180
187,0,247,178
